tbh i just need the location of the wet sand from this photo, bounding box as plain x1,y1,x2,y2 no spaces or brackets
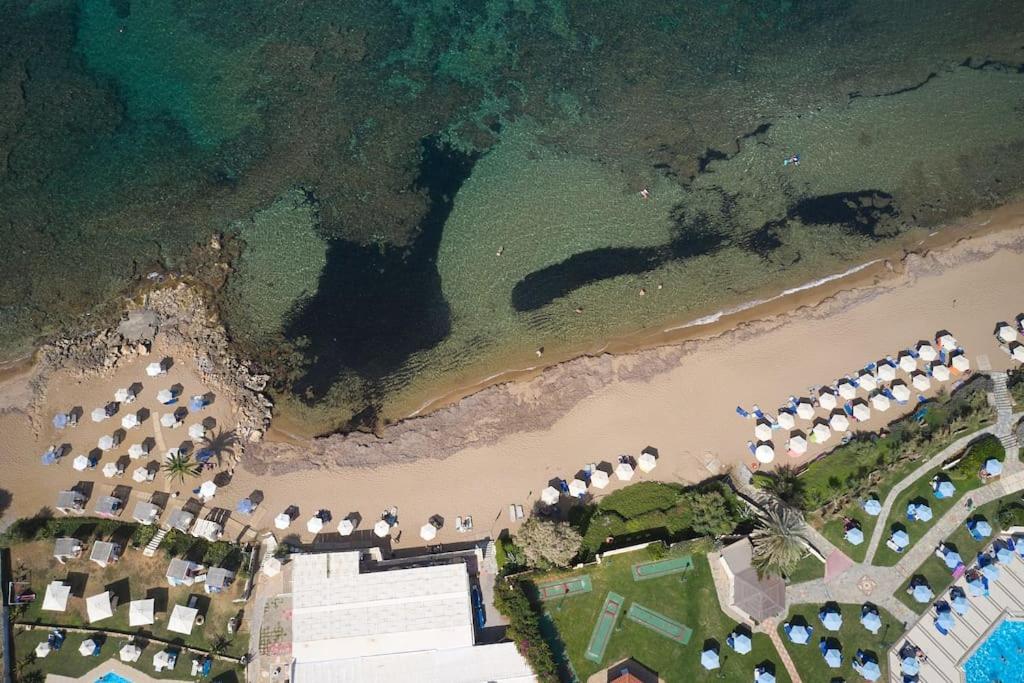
2,205,1024,550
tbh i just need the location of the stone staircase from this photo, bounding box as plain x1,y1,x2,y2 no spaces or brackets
143,527,169,557
991,372,1019,451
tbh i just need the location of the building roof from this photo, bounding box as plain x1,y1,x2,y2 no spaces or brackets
167,509,194,532
732,568,786,621
132,501,160,524
166,558,199,581
290,552,474,662
291,642,536,683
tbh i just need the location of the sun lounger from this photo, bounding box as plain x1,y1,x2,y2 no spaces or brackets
886,539,905,553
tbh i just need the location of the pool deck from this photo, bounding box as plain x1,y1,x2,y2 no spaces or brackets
888,534,1024,683
46,659,191,683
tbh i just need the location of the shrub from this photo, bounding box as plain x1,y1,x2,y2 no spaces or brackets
948,435,1005,482
689,490,742,537
203,541,235,567
647,541,667,560
598,482,682,518
496,535,526,573
494,579,558,682
161,530,197,559
515,518,582,569
131,525,157,548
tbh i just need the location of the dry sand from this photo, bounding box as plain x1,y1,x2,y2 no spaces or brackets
2,204,1024,550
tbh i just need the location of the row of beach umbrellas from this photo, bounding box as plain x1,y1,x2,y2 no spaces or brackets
995,318,1024,363
540,452,658,507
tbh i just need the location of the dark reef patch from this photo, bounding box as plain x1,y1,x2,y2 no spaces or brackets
284,139,477,411
849,72,938,100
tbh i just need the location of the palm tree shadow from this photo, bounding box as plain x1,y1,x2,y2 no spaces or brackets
200,429,240,467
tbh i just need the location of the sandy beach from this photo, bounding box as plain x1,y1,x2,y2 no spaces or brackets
2,204,1024,549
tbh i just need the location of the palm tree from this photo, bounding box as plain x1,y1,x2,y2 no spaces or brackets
751,503,808,579
762,465,805,508
163,452,197,484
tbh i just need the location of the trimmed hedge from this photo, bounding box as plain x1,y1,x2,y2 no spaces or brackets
597,482,683,518
494,578,559,682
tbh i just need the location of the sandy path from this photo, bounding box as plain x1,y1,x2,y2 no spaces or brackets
2,217,1024,551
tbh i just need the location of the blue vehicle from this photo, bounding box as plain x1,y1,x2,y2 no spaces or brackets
471,585,486,629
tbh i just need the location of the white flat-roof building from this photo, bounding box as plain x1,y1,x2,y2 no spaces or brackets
288,551,534,683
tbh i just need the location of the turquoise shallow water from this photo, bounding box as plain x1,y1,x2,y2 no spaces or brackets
1,1,1023,431
964,620,1024,683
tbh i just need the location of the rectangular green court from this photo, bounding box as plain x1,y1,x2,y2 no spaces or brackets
631,553,694,581
626,602,693,644
584,591,625,663
537,574,593,601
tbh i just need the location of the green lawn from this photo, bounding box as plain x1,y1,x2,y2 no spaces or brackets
787,553,825,584
534,542,791,682
778,603,901,683
12,627,242,682
895,495,1022,614
872,463,991,567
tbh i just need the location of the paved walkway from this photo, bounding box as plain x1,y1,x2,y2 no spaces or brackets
762,618,803,683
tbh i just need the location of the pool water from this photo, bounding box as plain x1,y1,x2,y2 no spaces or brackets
964,619,1024,683
95,672,133,683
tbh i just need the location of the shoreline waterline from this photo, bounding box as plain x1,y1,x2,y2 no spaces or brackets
318,198,1024,437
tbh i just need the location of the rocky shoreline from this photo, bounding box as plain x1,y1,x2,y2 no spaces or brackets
26,284,273,449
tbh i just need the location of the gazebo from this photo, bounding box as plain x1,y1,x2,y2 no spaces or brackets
132,501,161,525
719,538,785,621
129,598,155,627
168,605,198,635
90,541,120,568
86,591,114,623
166,558,203,587
205,567,235,594
167,509,195,533
42,581,71,612
191,519,223,541
94,496,123,518
53,537,83,563
55,490,86,514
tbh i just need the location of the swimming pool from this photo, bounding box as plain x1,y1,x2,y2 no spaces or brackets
964,619,1024,682
95,672,133,683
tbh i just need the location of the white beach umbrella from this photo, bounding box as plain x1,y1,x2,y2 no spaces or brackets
917,343,938,363
857,372,878,392
789,434,808,455
132,466,151,483
188,423,206,440
541,486,561,505
899,354,917,373
146,362,164,377
306,516,323,534
79,639,98,656
796,401,815,421
937,333,958,351
754,443,774,464
129,599,155,627
72,454,90,471
262,557,282,577
1013,345,1024,363
198,481,217,499
912,373,931,392
871,393,891,412
837,381,857,400
121,413,139,430
156,388,174,404
877,364,897,382
128,443,147,459
998,324,1018,343
373,519,391,538
168,605,197,635
951,354,970,373
754,422,773,441
160,413,179,428
98,435,115,451
91,407,108,423
102,462,119,478
35,642,52,658
812,423,831,443
829,413,850,432
891,382,911,402
852,402,871,422
337,518,355,535
777,412,795,430
274,513,291,529
931,364,950,382
86,592,113,622
119,644,142,662
637,452,657,473
568,478,588,496
420,522,437,541
114,387,135,404
615,462,635,481
818,391,837,411
590,470,610,489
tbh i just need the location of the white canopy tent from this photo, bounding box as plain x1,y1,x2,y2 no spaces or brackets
42,581,71,612
540,486,560,505
156,389,174,404
1013,345,1024,363
168,605,198,635
114,387,135,404
129,599,155,626
637,452,657,473
937,333,958,351
86,591,114,623
153,649,177,671
754,422,773,441
132,466,152,483
35,642,52,658
72,455,90,471
198,481,217,499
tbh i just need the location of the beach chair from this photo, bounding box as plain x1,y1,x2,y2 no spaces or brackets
886,539,904,553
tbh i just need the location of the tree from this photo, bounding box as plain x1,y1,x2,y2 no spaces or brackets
689,490,740,537
761,465,805,509
163,452,198,484
751,504,808,579
514,517,582,568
